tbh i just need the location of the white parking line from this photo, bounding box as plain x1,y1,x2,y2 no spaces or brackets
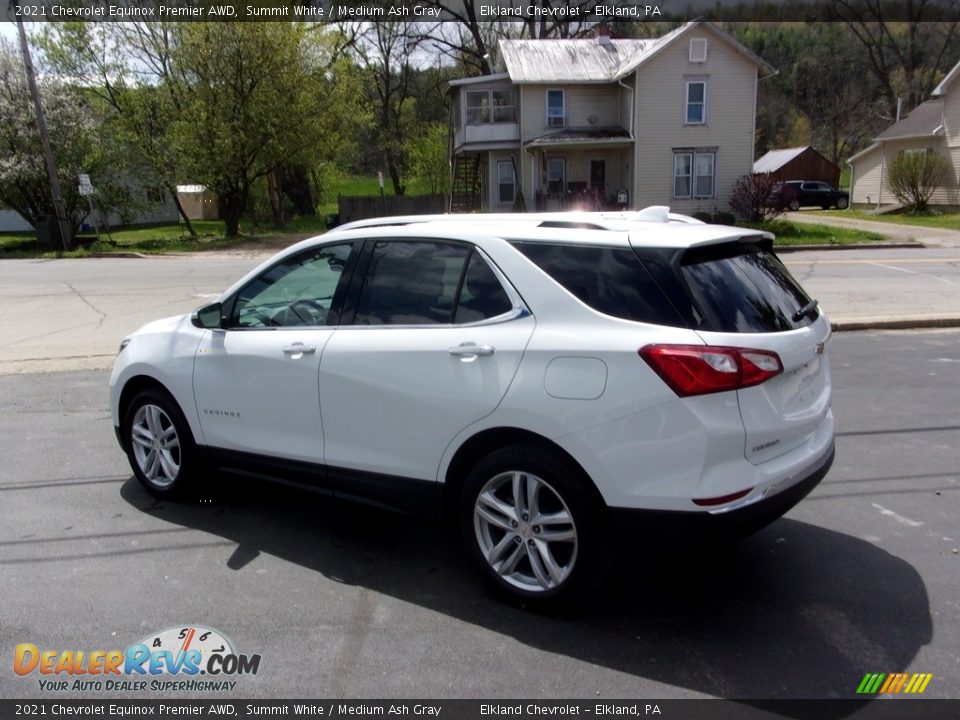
865,261,957,286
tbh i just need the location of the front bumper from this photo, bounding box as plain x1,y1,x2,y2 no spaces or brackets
608,441,834,547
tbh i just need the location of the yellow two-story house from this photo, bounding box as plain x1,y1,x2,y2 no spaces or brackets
448,22,774,214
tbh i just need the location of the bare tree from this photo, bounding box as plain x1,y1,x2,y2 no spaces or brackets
354,22,425,195
832,0,960,116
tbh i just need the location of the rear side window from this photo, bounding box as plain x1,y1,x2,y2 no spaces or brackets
353,241,514,326
355,241,469,325
511,242,685,326
454,251,514,323
681,243,813,332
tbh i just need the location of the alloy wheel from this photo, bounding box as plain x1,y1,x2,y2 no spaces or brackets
473,471,578,593
130,404,181,488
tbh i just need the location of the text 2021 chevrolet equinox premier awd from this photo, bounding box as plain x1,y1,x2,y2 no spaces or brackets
110,207,834,603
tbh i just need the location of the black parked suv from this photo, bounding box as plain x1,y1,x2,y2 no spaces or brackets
782,181,849,210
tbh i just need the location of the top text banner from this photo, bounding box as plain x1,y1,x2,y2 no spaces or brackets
7,0,960,23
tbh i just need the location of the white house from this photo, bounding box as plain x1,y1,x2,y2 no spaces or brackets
849,58,960,208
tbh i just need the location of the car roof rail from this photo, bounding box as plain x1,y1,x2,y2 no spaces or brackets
332,206,701,233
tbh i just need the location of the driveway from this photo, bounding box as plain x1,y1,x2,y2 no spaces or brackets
783,211,960,248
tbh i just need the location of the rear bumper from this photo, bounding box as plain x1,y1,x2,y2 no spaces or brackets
609,441,834,547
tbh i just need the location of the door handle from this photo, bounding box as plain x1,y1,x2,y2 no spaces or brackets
449,343,495,359
283,343,316,357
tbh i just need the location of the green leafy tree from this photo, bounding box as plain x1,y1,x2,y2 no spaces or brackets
886,151,948,212
406,122,449,195
170,23,336,237
40,23,199,236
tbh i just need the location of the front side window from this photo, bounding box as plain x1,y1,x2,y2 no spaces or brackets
233,243,353,328
497,160,515,204
685,80,706,124
466,91,490,125
546,90,565,127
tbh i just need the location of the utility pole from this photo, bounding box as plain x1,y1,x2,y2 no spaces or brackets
14,1,73,250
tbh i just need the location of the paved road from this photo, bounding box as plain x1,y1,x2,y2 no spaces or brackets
1,331,957,700
2,249,959,373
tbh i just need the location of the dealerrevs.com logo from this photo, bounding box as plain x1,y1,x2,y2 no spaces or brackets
14,625,261,693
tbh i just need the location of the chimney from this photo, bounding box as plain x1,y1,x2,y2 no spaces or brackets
597,23,612,46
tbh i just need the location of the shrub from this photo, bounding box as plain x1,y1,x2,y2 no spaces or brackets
728,173,791,222
692,211,712,223
886,152,948,213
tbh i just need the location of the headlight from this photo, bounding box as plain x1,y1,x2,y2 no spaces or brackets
117,338,131,355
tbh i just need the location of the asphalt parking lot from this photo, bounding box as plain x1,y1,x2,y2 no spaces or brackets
1,330,957,701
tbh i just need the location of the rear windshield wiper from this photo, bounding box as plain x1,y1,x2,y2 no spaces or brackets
792,299,819,323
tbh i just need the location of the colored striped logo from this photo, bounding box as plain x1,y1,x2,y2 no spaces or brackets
857,673,933,694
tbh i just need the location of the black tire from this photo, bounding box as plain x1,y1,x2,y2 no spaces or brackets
122,388,201,498
458,443,610,605
836,197,849,210
789,199,800,211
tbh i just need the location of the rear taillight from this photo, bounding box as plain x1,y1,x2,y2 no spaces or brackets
639,344,783,397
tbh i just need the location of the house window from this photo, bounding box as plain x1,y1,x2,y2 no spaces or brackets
673,150,716,199
466,91,490,125
547,158,565,194
546,90,565,128
673,153,692,198
689,38,708,63
695,152,714,197
465,89,516,125
497,160,515,204
492,90,516,123
685,80,706,124
145,186,165,203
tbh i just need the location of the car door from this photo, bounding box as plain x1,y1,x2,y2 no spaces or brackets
319,239,535,484
193,242,358,464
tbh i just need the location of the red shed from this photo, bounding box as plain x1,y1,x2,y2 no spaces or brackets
753,146,841,188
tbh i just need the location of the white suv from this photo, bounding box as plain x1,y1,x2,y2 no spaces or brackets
110,208,834,603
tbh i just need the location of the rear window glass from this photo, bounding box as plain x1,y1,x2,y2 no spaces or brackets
511,242,685,326
681,244,813,332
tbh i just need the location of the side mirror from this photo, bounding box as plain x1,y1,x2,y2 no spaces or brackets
191,302,223,330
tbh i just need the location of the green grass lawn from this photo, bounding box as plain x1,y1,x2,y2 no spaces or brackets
747,220,887,246
811,208,960,231
3,187,890,257
1,174,395,257
0,216,330,258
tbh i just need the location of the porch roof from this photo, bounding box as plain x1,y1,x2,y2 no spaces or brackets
524,127,633,149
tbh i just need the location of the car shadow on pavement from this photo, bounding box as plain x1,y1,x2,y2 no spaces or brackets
120,475,932,710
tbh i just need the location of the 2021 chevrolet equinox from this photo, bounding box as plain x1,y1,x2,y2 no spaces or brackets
110,207,834,603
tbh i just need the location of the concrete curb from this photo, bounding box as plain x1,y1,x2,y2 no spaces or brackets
775,242,922,253
832,317,960,332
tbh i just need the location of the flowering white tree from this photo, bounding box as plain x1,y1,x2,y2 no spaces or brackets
0,40,94,230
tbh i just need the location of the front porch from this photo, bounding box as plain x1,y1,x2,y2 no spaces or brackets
521,128,634,212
